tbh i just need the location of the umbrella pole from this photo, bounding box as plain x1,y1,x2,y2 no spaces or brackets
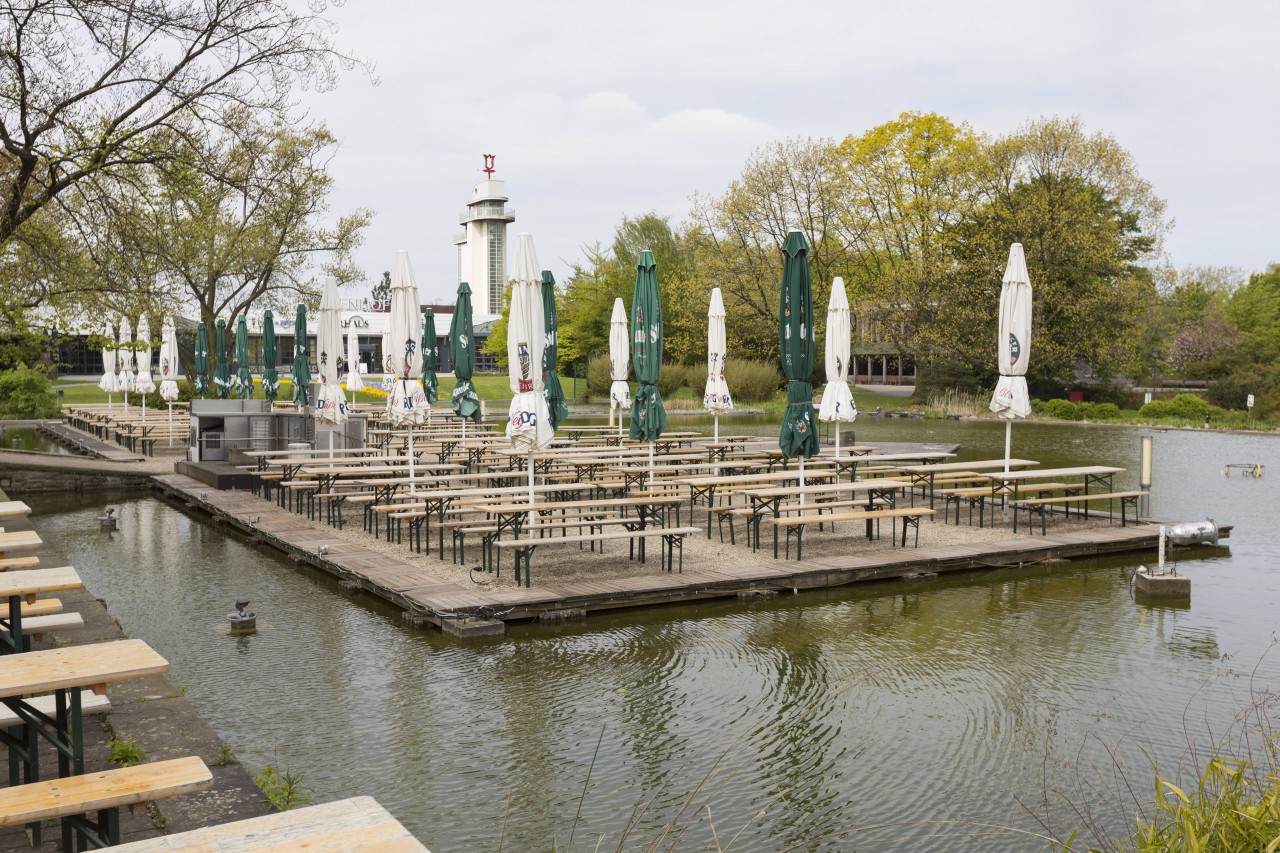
1002,418,1012,520
834,426,841,485
167,403,173,446
527,453,535,537
408,429,417,495
648,441,654,485
714,414,719,443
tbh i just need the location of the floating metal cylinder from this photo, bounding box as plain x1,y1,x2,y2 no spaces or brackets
1166,520,1219,547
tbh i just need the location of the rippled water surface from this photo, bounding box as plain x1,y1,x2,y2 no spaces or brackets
28,420,1280,851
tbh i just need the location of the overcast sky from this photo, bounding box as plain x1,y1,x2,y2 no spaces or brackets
300,0,1280,304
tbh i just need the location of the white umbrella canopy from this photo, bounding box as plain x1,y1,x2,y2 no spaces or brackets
134,315,156,395
386,250,428,426
608,297,631,422
315,277,349,426
98,319,118,394
345,321,365,393
989,243,1033,420
703,288,733,415
158,318,180,402
818,277,856,425
116,316,135,393
506,233,553,454
380,327,394,391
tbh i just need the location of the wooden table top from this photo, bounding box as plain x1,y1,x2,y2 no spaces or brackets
674,469,839,487
900,459,1039,474
0,639,168,698
475,495,684,515
981,465,1123,482
742,479,911,499
0,531,42,552
0,502,31,518
111,795,429,852
0,566,82,599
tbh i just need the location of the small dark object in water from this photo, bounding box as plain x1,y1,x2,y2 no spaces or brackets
227,597,256,632
97,507,118,530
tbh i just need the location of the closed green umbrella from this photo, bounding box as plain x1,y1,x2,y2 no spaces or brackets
291,303,311,408
261,311,279,402
778,230,819,460
213,319,232,399
449,281,482,424
541,270,568,431
234,314,253,398
421,307,438,406
629,250,666,444
193,322,209,397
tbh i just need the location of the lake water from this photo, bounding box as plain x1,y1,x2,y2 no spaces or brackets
0,425,70,455
26,418,1280,851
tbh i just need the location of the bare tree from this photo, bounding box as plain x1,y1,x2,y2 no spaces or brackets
0,0,366,247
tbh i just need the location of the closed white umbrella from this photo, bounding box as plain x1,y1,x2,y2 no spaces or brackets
159,317,180,443
315,277,349,456
345,319,364,405
135,315,156,422
98,319,118,406
989,243,1033,476
608,297,631,438
818,277,857,471
117,316,134,411
386,251,429,490
703,287,733,442
507,234,553,519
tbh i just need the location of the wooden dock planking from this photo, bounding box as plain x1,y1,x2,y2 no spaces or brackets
149,472,1230,640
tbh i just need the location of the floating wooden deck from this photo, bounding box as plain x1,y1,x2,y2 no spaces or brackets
150,473,1230,639
37,422,145,462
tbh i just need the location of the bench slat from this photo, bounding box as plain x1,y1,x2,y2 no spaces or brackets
495,526,702,548
0,756,212,827
773,508,934,527
1014,490,1147,507
0,690,110,728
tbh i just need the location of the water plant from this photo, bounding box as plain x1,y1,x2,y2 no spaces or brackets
255,765,313,812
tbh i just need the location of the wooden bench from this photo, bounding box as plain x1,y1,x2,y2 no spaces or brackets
939,482,1079,527
495,526,702,587
1013,490,1148,535
772,507,935,558
20,597,63,617
0,756,212,849
110,794,429,852
0,691,110,728
447,513,628,570
20,612,84,641
0,556,40,571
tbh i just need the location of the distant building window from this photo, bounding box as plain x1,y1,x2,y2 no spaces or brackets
487,223,505,314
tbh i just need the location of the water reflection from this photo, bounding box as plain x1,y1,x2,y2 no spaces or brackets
24,422,1280,852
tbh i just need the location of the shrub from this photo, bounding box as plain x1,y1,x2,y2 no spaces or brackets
725,358,782,403
1076,401,1121,421
911,356,982,403
1040,398,1080,421
1167,393,1209,420
586,355,612,397
0,364,60,418
655,363,688,398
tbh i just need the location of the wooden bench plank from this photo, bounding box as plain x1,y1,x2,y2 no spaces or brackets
0,690,110,728
0,556,40,571
0,756,212,828
111,795,429,852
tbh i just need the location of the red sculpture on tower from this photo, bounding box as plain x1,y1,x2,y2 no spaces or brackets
483,154,496,177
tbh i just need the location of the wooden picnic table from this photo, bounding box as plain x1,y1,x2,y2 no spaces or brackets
470,494,685,564
739,479,911,555
0,502,31,518
243,446,381,471
980,466,1124,532
0,639,168,786
0,530,41,557
111,795,429,852
898,458,1039,507
672,468,839,534
0,566,83,654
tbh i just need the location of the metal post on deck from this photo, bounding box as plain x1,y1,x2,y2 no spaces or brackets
1140,434,1153,518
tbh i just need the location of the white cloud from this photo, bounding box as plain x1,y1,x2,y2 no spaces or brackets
299,0,1280,302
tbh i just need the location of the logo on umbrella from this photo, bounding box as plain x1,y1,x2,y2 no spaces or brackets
1009,334,1021,367
517,341,532,391
783,293,791,318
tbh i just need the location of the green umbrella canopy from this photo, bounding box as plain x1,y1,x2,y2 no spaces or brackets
213,319,231,399
291,303,311,407
629,250,667,442
541,270,568,431
234,314,253,398
448,281,481,423
193,322,209,396
261,310,279,402
778,231,819,459
421,307,439,405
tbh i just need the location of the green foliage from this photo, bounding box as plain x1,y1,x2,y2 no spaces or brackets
1141,393,1209,421
0,364,60,418
1040,399,1081,421
912,356,983,402
107,738,146,768
254,765,313,812
215,742,238,766
655,363,689,397
725,358,782,403
586,354,612,397
1131,758,1280,852
1075,401,1122,420
481,283,513,368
